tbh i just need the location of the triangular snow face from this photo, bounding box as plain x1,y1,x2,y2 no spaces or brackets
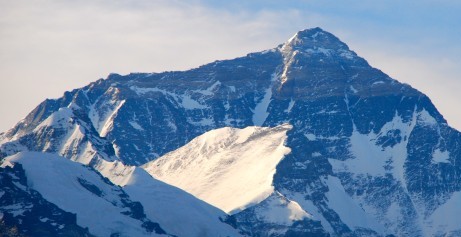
144,124,292,214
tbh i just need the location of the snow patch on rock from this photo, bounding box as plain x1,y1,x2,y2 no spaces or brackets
432,149,450,163
255,192,312,225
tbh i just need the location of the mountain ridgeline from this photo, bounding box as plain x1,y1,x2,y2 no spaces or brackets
1,27,461,236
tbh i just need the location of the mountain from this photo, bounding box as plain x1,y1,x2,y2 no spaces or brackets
144,124,293,214
1,27,461,236
101,161,242,237
1,152,167,237
0,152,241,237
144,124,328,236
0,155,94,237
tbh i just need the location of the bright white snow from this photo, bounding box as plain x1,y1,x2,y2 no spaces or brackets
88,88,126,137
144,124,292,214
92,156,242,237
123,168,241,237
3,152,241,237
128,120,144,131
326,108,458,235
285,192,335,233
30,107,103,164
252,73,277,126
417,109,438,126
280,51,298,85
325,175,384,232
284,99,296,113
255,192,311,226
99,100,126,137
329,111,417,180
33,107,74,131
3,152,164,237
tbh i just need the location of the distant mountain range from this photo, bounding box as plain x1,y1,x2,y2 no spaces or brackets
1,27,460,237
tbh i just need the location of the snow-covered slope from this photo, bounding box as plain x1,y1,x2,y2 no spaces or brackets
144,124,292,214
1,152,242,237
123,168,241,237
0,156,93,236
2,152,166,237
2,27,461,236
231,191,328,237
0,105,117,166
95,159,243,237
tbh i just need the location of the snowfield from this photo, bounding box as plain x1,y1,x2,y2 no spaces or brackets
144,124,292,214
2,152,242,237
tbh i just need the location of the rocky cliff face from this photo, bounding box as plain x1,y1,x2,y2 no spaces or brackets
1,27,461,236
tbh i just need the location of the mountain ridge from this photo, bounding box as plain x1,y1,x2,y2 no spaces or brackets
1,27,461,236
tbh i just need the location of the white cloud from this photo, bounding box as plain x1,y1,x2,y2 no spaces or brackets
0,0,303,131
0,0,460,132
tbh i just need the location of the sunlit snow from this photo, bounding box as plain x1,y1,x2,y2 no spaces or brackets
144,124,292,214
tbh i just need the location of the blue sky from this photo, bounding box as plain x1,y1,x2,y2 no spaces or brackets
0,0,460,131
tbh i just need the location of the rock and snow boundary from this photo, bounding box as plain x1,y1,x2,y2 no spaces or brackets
1,123,315,237
143,123,314,228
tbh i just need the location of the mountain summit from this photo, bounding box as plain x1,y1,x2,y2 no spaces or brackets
1,28,461,236
283,27,350,51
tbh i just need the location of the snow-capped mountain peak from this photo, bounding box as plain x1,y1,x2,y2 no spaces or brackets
281,27,351,54
2,27,461,237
